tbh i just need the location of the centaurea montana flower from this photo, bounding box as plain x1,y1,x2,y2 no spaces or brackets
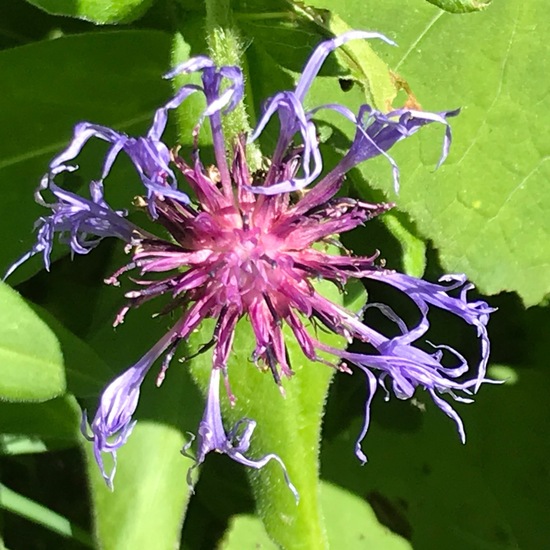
7,30,496,494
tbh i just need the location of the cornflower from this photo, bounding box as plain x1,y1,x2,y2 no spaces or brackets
8,31,495,495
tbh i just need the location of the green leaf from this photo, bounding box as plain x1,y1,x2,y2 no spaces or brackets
85,301,204,550
29,304,115,398
25,0,154,24
321,482,411,548
85,419,195,550
307,0,550,306
221,513,278,549
0,282,65,401
221,482,411,549
381,213,427,277
0,30,172,284
0,395,81,454
425,0,492,13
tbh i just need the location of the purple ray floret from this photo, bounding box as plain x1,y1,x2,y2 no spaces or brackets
190,369,299,501
48,121,190,217
7,30,497,497
5,177,134,279
248,30,396,195
81,320,186,488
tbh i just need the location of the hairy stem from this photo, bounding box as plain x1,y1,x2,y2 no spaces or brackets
204,0,262,170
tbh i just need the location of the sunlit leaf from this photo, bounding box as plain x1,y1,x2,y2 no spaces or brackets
0,282,65,401
25,0,154,24
310,0,550,305
425,0,492,13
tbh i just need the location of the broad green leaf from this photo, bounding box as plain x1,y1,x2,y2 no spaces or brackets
0,282,65,401
321,482,410,549
85,301,204,550
221,482,410,549
25,0,154,24
221,513,278,549
85,419,195,550
0,30,172,284
186,280,367,550
426,0,492,13
309,0,550,305
0,395,80,453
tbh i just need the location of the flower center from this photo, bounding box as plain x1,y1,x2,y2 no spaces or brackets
202,209,288,307
233,227,263,261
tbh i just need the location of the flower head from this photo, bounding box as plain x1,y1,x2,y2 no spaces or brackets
7,31,496,495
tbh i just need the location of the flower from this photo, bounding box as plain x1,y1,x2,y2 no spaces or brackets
7,31,495,494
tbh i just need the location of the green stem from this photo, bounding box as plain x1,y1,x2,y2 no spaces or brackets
204,0,262,170
0,483,94,548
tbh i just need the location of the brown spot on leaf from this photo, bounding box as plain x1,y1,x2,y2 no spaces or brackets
390,71,422,111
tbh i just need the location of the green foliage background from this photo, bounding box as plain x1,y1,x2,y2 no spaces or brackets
0,0,548,548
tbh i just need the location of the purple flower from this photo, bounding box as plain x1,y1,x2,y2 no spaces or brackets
8,30,496,495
